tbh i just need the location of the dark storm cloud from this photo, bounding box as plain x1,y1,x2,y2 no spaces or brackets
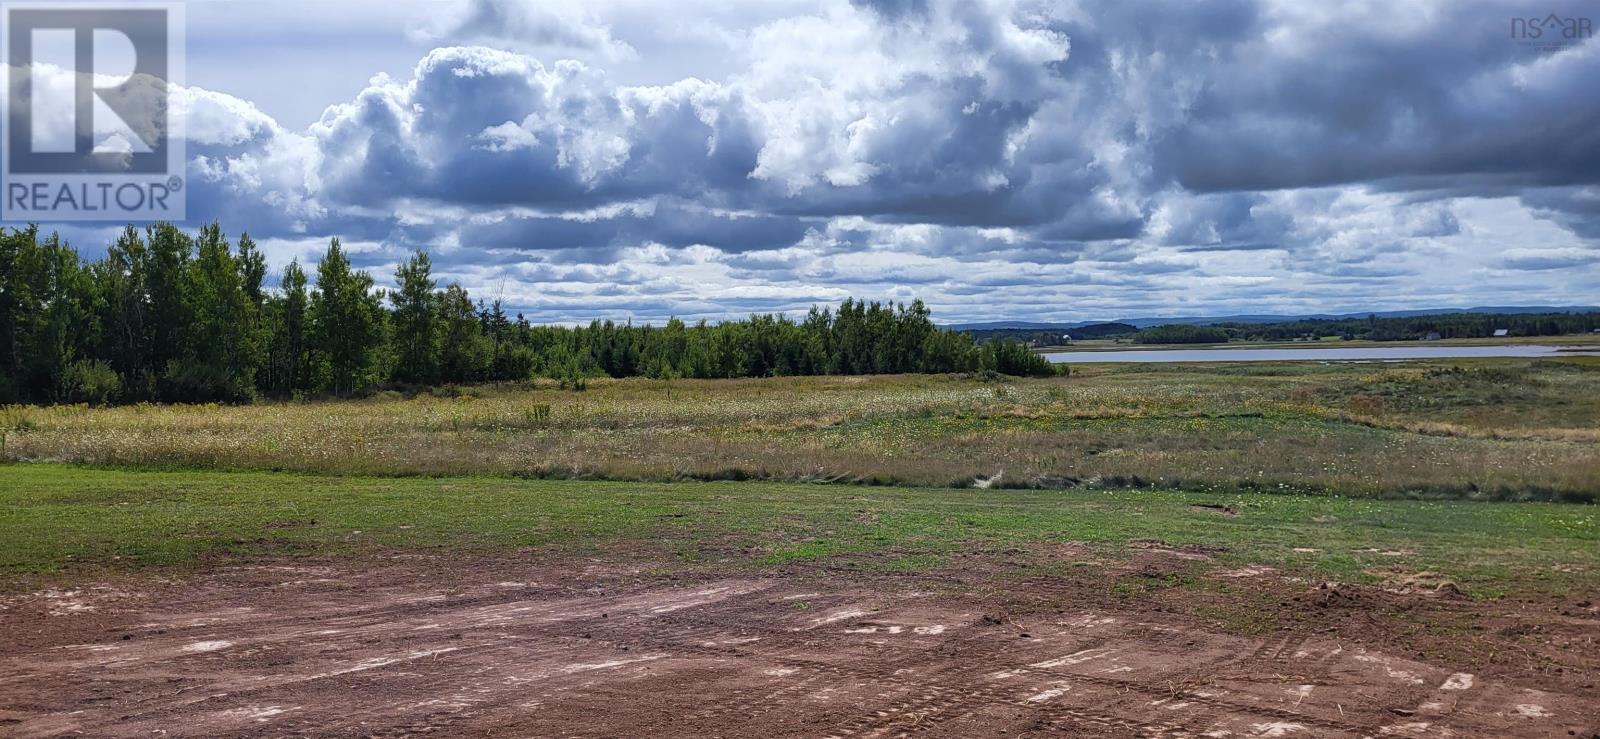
1520,187,1600,238
1159,1,1600,193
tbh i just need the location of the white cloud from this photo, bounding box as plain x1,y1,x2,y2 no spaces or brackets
19,0,1600,322
414,0,637,62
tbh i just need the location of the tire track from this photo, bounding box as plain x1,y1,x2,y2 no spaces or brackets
1012,665,1373,735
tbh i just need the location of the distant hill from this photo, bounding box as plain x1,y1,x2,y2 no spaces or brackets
945,320,1073,330
947,306,1600,331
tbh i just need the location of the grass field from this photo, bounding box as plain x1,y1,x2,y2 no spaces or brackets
5,357,1599,500
5,359,1599,737
3,465,1597,599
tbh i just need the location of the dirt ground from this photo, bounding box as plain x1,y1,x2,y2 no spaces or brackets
2,551,1598,738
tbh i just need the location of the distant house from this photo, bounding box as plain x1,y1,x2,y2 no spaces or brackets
1424,331,1441,341
1492,328,1510,337
1060,334,1073,345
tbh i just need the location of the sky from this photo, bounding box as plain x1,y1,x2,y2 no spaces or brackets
15,0,1600,323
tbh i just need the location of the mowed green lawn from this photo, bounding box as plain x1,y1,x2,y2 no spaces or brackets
2,465,1594,598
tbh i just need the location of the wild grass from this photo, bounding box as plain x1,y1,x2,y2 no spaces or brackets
3,358,1597,501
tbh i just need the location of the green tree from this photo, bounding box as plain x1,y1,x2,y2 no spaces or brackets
261,260,310,396
236,233,267,309
309,239,385,396
0,229,103,402
94,226,151,396
0,226,38,400
144,223,192,391
437,284,488,383
168,223,259,401
389,249,440,385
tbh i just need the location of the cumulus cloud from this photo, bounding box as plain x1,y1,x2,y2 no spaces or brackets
23,0,1600,322
308,48,759,214
414,0,637,62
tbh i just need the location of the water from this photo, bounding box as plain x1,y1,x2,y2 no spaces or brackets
1043,344,1600,364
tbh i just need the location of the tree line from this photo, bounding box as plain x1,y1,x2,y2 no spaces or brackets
1133,324,1232,344
0,224,1057,405
1216,312,1600,342
965,322,1137,346
1134,312,1600,344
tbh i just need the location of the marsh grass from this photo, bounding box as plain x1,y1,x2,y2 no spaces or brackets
3,359,1597,500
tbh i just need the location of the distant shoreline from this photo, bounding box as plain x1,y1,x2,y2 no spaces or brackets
1035,333,1600,353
